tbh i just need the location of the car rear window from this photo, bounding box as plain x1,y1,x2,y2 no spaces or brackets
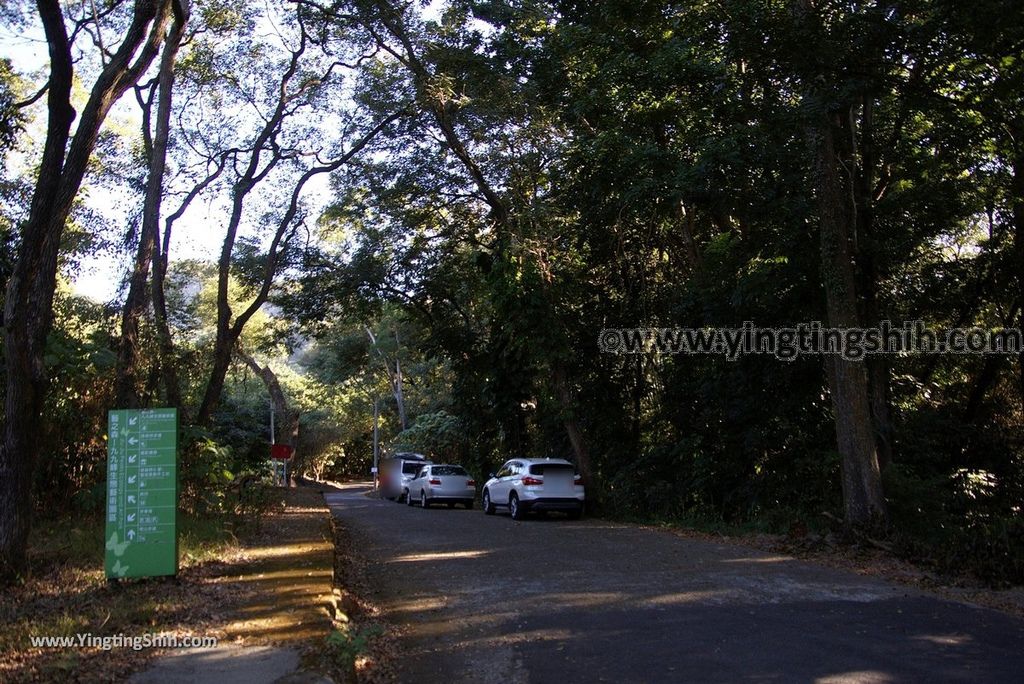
431,466,467,477
528,463,575,475
402,462,427,475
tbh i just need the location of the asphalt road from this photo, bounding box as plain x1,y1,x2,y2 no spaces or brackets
324,484,1024,683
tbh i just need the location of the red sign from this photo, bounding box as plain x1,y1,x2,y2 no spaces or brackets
270,444,294,460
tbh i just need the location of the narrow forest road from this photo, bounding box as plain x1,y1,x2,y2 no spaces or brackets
325,485,1024,683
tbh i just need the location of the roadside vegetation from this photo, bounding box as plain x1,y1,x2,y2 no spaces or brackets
0,499,258,681
1,0,1022,607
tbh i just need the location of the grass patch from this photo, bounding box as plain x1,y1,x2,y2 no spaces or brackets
20,509,242,578
0,509,247,683
179,513,240,565
3,486,332,682
23,512,105,572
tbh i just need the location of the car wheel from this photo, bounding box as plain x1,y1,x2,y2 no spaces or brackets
482,490,495,515
509,492,525,521
420,491,429,509
567,506,582,520
405,490,414,506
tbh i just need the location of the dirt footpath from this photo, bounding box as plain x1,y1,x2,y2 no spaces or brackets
130,485,338,684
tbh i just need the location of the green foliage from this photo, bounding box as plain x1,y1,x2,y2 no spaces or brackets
392,410,466,461
180,430,239,515
270,0,1024,581
16,0,1024,586
325,623,384,673
886,463,1024,584
35,288,118,513
0,57,24,152
234,476,283,533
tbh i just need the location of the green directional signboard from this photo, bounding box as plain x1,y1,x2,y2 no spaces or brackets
105,408,179,579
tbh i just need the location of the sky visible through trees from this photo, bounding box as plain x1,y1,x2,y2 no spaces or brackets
1,0,1023,584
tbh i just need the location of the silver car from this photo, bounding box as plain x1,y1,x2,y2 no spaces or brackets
380,452,432,502
482,458,584,520
407,464,476,509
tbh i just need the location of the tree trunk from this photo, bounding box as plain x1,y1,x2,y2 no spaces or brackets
193,32,310,427
853,97,894,471
1011,133,1024,407
631,358,644,450
239,352,299,449
552,363,594,484
116,8,188,408
393,357,407,431
153,155,232,412
0,0,75,582
964,357,1005,424
195,188,244,427
810,107,887,524
196,333,236,426
151,234,182,409
675,202,702,272
865,358,893,471
1,0,173,581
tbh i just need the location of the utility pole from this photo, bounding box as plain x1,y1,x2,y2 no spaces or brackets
373,396,380,489
366,326,408,431
394,357,406,430
270,398,286,487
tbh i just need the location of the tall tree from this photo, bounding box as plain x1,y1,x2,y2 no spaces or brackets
189,4,406,424
807,103,888,522
116,0,190,408
1,0,179,581
793,0,887,523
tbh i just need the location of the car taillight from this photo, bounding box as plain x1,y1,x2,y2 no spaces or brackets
574,474,582,484
429,478,442,485
522,476,543,486
467,480,476,487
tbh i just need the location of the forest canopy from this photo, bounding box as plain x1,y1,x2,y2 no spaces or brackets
1,0,1022,584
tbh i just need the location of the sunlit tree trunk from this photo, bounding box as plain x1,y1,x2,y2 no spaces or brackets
239,352,299,450
116,6,189,408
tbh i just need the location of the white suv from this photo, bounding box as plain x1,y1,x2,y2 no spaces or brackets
482,458,584,520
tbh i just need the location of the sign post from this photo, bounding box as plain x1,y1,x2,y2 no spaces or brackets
105,408,179,579
271,444,293,487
